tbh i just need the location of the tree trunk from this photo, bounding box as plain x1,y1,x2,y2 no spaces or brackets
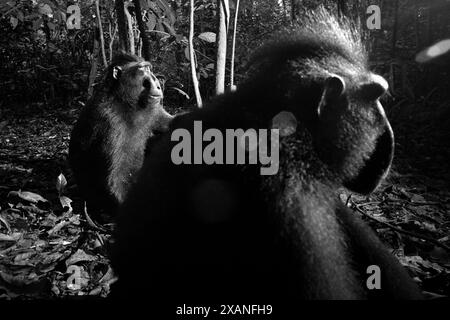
230,0,240,91
95,0,107,66
189,0,202,107
88,30,100,98
281,0,288,18
215,0,230,95
291,0,298,21
125,1,135,54
133,0,151,60
115,0,130,52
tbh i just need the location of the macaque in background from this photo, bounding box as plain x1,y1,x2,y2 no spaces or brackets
69,53,173,219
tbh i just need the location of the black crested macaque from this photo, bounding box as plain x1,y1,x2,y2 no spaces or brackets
112,9,422,300
69,53,173,218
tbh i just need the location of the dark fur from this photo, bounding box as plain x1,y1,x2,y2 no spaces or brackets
69,53,173,217
112,9,422,300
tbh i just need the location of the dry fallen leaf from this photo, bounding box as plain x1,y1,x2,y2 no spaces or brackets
8,190,49,204
59,195,73,213
65,248,97,266
0,232,22,242
411,194,426,203
0,214,11,233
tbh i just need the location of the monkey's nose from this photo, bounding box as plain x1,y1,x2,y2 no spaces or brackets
151,74,161,90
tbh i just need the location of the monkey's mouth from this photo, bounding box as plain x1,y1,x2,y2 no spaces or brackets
344,127,394,194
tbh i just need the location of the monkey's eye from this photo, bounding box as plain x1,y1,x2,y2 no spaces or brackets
138,66,152,76
133,69,144,78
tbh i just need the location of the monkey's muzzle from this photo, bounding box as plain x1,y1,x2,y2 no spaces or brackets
344,125,395,195
143,76,163,99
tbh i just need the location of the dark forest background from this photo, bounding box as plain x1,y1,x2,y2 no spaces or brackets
0,0,449,300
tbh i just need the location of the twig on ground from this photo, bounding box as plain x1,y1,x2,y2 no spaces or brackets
351,201,450,252
83,202,109,234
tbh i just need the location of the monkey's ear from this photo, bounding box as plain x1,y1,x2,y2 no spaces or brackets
317,76,346,116
360,74,389,100
113,66,122,80
324,76,346,100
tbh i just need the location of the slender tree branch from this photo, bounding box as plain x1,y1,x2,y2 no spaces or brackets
124,1,135,54
109,21,118,61
189,0,202,108
214,0,230,95
95,0,108,67
230,0,240,91
351,201,450,252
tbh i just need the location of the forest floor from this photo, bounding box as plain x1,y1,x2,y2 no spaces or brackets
0,101,449,300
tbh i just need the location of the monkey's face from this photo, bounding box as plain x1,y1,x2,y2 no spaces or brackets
113,61,163,106
313,74,394,194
